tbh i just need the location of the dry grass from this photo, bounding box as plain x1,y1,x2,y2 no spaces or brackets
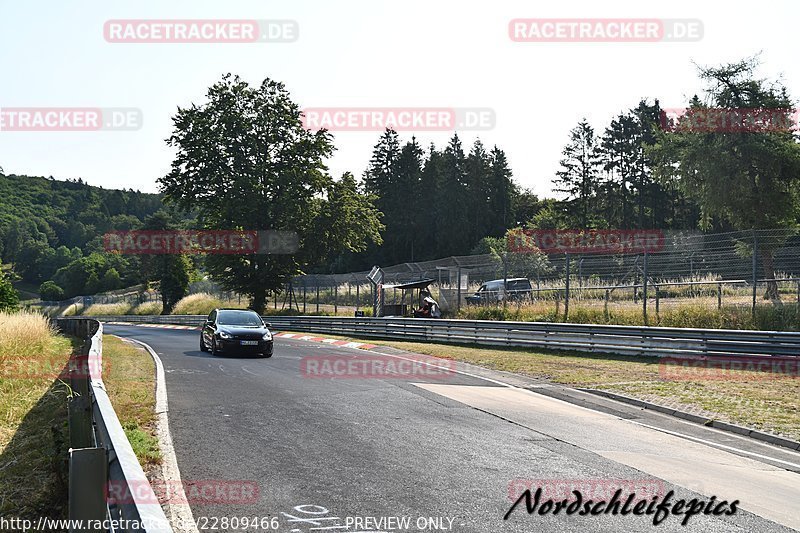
0,311,74,522
102,336,160,467
130,301,163,315
82,302,133,316
285,331,800,442
172,293,246,315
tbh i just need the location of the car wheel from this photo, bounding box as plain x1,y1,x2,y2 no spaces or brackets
211,337,221,356
200,335,209,352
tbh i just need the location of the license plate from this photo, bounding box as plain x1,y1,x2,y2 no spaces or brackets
240,340,259,346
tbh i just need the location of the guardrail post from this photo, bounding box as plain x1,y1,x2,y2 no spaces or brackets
68,344,94,450
68,447,107,533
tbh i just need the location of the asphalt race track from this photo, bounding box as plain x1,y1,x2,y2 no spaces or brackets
106,324,800,533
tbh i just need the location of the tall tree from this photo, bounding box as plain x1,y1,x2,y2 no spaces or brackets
649,57,800,299
393,137,424,261
487,147,518,236
465,140,492,245
554,120,602,228
436,134,470,256
159,75,382,311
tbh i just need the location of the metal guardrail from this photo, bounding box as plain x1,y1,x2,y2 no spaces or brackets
55,318,171,533
94,315,800,358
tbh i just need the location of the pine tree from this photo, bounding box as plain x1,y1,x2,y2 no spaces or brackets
553,120,602,228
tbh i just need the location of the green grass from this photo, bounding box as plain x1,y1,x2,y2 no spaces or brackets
101,335,161,468
284,331,800,442
0,311,75,524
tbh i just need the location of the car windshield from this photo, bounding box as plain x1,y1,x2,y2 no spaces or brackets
217,310,263,327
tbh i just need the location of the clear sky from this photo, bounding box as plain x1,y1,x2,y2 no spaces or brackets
1,0,798,197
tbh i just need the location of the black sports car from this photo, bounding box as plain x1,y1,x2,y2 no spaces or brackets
200,308,274,358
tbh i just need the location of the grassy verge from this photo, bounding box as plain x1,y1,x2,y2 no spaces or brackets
286,331,800,442
101,336,161,467
455,301,800,331
0,312,74,524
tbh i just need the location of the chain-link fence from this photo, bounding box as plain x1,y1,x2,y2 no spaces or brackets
26,229,800,326
289,229,800,323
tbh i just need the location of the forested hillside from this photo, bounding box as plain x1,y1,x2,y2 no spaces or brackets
0,173,187,298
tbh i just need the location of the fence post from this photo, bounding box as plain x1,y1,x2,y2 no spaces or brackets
456,267,462,313
604,289,610,321
642,252,648,325
555,290,561,317
564,253,570,320
655,284,659,320
356,284,360,311
502,252,508,311
752,230,758,316
303,279,307,314
717,282,722,310
316,284,320,314
797,280,799,306
334,285,338,315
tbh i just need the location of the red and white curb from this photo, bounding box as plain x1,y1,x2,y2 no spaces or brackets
104,323,379,350
105,322,200,331
274,332,378,350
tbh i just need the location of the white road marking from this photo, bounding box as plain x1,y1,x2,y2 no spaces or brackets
115,336,199,533
627,420,800,469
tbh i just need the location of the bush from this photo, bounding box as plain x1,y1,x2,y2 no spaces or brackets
39,281,65,302
0,271,19,312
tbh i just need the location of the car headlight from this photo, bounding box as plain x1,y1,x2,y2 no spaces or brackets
262,331,272,341
219,331,232,339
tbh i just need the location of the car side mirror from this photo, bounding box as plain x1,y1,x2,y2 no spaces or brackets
264,322,272,328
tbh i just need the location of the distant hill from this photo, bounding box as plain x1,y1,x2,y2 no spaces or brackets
0,173,190,298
